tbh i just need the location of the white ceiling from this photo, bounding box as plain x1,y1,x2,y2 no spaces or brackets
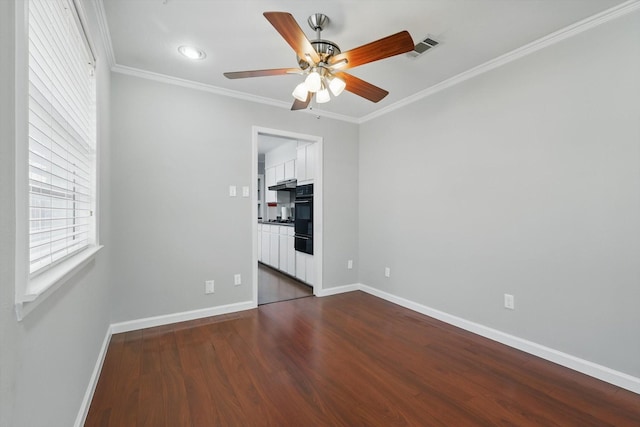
101,0,626,121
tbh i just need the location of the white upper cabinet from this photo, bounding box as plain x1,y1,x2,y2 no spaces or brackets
265,167,276,203
296,142,317,183
306,143,317,182
284,159,295,180
275,163,285,183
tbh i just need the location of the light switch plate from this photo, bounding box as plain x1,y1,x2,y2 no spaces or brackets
242,186,250,197
234,274,241,286
205,280,215,294
229,185,237,197
384,267,391,277
504,293,515,310
347,260,353,269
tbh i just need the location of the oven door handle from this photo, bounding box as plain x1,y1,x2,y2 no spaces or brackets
295,235,311,240
295,200,311,204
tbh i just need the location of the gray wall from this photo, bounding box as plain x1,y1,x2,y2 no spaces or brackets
110,73,359,322
359,11,640,377
0,1,113,426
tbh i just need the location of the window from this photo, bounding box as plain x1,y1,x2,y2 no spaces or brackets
28,0,96,274
16,0,99,318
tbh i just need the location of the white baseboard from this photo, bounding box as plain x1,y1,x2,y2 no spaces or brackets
315,283,361,297
111,300,256,334
359,284,640,395
74,326,112,427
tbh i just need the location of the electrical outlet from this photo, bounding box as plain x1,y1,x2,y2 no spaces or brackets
504,293,515,310
229,185,237,197
205,280,215,294
242,186,250,197
347,260,353,269
384,267,391,278
234,274,241,286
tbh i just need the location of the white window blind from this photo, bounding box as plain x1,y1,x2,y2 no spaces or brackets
28,0,96,275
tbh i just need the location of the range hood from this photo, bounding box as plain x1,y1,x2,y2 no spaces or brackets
268,178,297,191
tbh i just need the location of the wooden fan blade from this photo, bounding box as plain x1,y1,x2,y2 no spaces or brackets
335,72,389,103
224,68,301,79
291,92,312,110
329,31,414,70
264,12,321,65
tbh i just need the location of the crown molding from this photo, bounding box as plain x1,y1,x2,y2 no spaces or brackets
359,0,640,124
111,64,359,123
93,0,115,68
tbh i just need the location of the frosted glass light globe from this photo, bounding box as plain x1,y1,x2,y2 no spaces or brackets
329,76,346,96
304,71,322,92
292,83,308,101
316,88,330,103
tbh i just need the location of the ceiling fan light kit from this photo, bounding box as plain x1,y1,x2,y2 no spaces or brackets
223,11,415,111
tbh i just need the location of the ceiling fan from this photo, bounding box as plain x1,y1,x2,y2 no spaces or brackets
223,12,415,110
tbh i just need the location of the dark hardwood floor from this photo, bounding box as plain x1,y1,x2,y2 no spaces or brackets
85,291,640,426
258,262,313,305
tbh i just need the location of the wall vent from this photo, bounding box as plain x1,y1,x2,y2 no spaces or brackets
408,36,440,57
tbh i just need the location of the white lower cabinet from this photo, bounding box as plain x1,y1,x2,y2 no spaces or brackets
269,226,279,269
279,231,288,273
278,226,296,276
295,251,305,282
260,224,296,278
261,226,270,266
306,253,315,286
295,251,314,285
286,228,295,276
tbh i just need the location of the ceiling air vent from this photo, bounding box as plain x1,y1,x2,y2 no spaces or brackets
408,36,440,58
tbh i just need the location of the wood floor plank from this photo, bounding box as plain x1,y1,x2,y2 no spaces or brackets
112,331,143,427
85,333,126,426
86,291,640,426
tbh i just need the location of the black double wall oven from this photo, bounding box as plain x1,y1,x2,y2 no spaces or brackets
294,184,313,255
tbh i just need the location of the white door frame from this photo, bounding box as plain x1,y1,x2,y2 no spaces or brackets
252,126,323,306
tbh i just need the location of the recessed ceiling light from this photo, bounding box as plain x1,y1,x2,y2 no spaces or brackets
178,45,206,60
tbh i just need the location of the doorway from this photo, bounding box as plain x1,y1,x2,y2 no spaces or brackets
252,127,323,306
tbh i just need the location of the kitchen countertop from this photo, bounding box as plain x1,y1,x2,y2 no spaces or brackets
259,221,294,227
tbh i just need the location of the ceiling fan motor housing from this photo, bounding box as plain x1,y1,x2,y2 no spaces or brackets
298,39,341,69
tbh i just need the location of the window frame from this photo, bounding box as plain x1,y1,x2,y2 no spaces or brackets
14,0,102,321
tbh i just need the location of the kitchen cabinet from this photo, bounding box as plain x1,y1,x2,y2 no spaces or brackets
284,159,295,180
269,226,279,268
278,226,296,276
261,225,270,266
275,163,285,183
295,252,314,285
295,251,305,282
265,167,276,203
286,228,295,276
295,143,317,183
279,231,288,273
